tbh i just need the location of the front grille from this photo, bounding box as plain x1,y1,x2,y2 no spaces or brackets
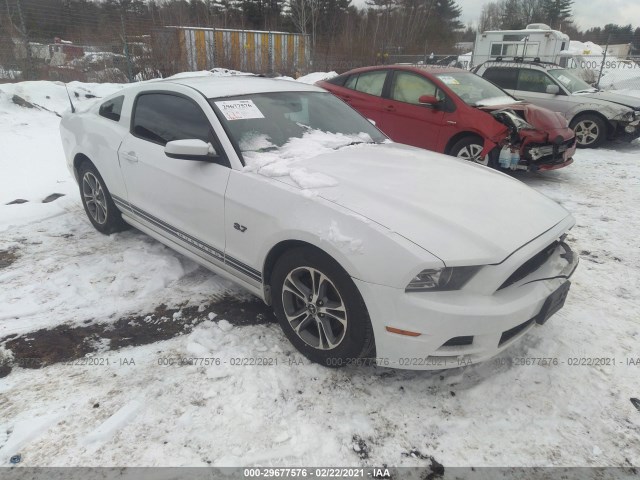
499,319,534,346
442,336,474,347
498,241,558,290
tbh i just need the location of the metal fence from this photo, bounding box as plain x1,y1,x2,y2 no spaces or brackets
0,29,311,83
0,0,312,83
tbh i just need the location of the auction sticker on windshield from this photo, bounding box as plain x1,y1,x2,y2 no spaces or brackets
215,100,265,120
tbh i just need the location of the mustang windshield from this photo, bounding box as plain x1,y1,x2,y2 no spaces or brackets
435,72,516,107
209,91,386,155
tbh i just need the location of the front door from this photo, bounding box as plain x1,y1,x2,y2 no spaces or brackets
118,92,230,267
338,70,389,129
513,68,573,116
381,70,445,150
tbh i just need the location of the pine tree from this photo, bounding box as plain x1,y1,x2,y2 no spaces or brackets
540,0,573,30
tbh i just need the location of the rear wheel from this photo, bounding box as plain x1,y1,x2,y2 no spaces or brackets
78,161,128,235
271,247,374,367
449,136,496,168
570,114,607,148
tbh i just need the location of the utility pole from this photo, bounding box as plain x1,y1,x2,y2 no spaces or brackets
596,34,610,90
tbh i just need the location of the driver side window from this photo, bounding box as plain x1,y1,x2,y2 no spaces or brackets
132,93,214,146
390,72,442,105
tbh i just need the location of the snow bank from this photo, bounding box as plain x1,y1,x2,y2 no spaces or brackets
561,40,640,90
599,67,640,90
166,68,253,80
564,40,604,56
0,80,124,116
296,71,338,84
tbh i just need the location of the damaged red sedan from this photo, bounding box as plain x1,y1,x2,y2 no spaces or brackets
318,65,576,172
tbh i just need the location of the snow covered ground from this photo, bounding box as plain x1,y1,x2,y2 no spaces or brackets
0,77,639,470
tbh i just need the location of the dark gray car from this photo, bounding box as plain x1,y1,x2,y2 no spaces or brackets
473,60,640,148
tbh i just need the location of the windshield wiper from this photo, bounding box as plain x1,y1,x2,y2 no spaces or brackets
334,140,375,150
573,88,598,94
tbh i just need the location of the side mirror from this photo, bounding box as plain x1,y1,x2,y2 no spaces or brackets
165,139,218,161
367,118,376,126
546,84,560,95
418,95,439,106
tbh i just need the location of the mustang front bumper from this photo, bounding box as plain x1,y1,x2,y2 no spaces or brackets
357,230,579,370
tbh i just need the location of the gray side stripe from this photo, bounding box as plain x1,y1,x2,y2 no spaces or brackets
111,194,261,282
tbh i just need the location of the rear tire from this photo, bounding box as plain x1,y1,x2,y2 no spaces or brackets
570,114,607,148
449,136,497,168
271,247,375,367
78,161,128,235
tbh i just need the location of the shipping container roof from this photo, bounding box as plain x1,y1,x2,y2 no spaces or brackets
163,75,324,98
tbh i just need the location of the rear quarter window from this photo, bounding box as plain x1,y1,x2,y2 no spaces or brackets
342,71,388,97
353,71,387,96
98,96,124,122
325,74,348,87
483,68,518,90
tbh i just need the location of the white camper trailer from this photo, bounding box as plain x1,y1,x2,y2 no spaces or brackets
472,24,569,67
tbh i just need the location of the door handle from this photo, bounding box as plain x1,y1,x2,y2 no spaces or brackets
121,151,138,162
384,105,395,112
446,120,457,125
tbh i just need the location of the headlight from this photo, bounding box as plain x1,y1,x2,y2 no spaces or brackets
405,266,481,292
615,110,635,122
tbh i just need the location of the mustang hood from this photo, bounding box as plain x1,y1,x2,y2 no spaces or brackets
278,143,571,264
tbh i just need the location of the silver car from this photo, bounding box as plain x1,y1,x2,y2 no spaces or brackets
473,60,640,148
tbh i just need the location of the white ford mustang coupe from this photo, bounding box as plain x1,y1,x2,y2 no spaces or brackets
60,76,578,369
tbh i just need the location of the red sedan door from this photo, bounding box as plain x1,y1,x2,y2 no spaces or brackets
381,70,446,150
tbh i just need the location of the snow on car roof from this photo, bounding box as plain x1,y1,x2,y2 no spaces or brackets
163,75,324,98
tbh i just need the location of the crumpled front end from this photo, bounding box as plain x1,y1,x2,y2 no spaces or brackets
481,103,576,172
612,109,640,142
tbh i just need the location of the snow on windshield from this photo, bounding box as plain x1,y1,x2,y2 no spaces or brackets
241,129,374,189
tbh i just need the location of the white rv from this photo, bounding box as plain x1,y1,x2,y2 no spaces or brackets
472,24,569,67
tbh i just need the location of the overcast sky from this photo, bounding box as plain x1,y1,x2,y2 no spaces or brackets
350,0,639,31
455,0,640,29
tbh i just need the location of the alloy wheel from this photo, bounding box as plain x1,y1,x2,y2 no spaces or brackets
456,143,489,166
281,266,347,350
574,120,599,146
82,172,108,225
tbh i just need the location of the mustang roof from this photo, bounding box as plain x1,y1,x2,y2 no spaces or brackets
162,75,324,98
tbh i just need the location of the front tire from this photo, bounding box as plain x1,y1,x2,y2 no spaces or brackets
449,136,497,168
78,161,128,235
271,247,374,367
570,114,607,148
